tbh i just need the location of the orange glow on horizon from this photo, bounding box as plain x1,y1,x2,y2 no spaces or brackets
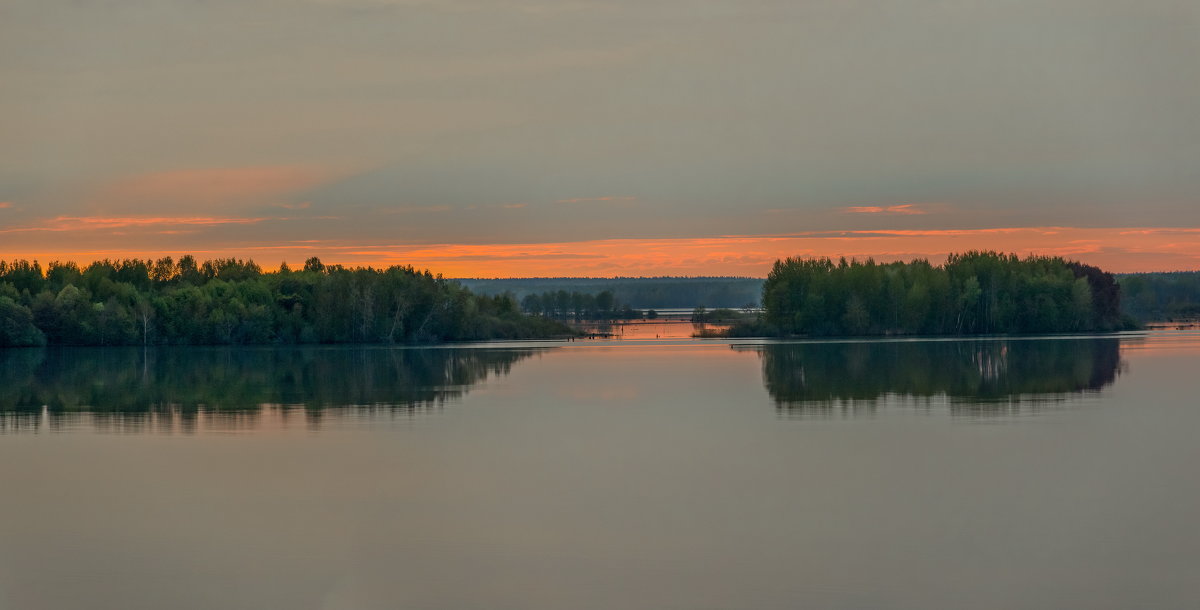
3,226,1199,276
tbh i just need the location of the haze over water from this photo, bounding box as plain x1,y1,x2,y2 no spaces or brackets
2,332,1198,609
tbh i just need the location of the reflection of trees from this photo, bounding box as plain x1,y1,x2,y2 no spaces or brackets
740,338,1123,416
0,346,539,433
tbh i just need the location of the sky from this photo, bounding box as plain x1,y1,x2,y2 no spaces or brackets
2,0,1199,276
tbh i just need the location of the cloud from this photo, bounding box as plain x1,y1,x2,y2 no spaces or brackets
88,166,343,212
381,205,453,213
841,204,930,215
0,202,12,209
351,251,604,262
1117,228,1200,236
0,216,272,234
554,196,637,204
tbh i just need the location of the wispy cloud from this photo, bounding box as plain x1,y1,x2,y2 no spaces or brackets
0,202,12,209
382,205,452,214
88,165,343,211
0,216,272,234
841,203,929,215
1117,228,1200,236
555,196,636,204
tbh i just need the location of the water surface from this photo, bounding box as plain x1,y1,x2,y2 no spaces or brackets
1,333,1198,609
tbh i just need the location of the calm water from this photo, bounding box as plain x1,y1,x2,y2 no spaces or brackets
1,333,1199,609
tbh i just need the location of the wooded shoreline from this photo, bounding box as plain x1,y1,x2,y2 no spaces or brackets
1,252,1188,347
0,257,573,347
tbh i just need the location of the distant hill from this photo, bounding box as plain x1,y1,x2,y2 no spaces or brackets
453,277,764,309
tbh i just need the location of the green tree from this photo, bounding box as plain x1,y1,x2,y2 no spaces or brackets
0,296,45,347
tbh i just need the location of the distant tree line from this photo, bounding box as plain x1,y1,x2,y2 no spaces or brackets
0,257,572,347
690,306,757,324
747,251,1129,337
457,277,763,309
1117,272,1200,322
519,290,640,321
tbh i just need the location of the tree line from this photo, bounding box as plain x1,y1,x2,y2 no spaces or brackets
458,277,763,309
0,257,572,347
519,290,640,321
1117,272,1200,322
750,251,1130,337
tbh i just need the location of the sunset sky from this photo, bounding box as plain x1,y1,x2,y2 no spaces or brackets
3,0,1199,276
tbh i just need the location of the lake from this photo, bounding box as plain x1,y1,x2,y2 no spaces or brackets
2,332,1199,609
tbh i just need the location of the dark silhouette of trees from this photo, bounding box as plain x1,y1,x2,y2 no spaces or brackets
459,277,763,309
519,289,638,321
0,257,572,346
691,307,754,323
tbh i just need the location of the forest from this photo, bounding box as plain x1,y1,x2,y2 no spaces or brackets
518,290,640,321
457,277,763,309
749,251,1130,337
1117,271,1200,322
0,257,572,347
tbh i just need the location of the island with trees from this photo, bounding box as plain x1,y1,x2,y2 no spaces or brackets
0,257,572,347
732,251,1134,337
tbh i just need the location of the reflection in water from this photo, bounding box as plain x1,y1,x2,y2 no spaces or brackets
0,346,539,434
574,319,730,340
741,338,1123,417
